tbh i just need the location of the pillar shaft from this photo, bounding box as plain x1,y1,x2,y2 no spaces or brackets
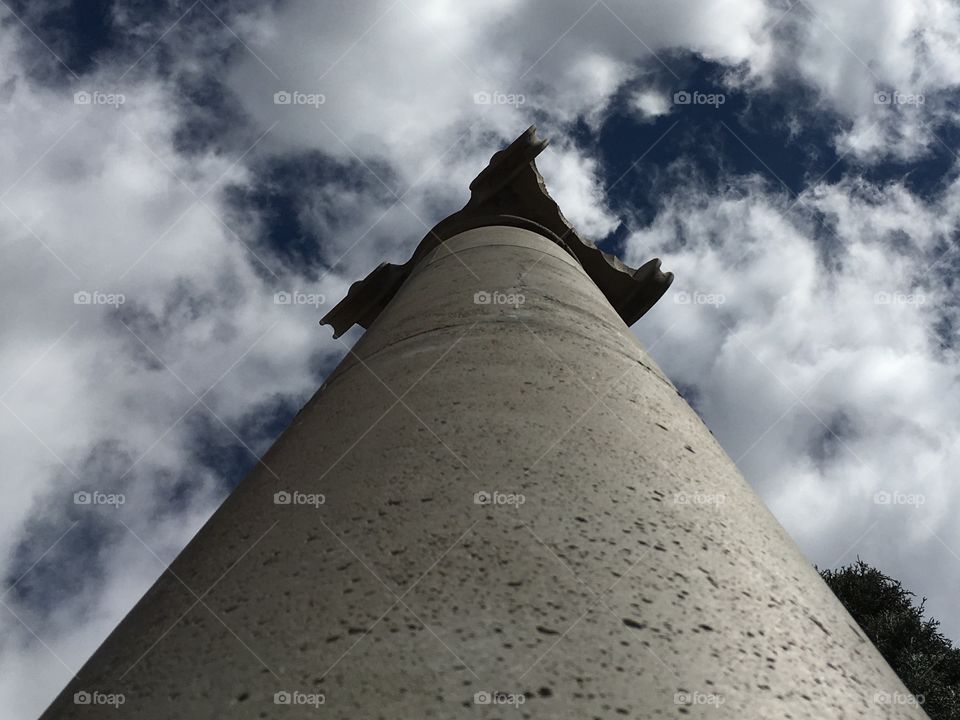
42,225,925,718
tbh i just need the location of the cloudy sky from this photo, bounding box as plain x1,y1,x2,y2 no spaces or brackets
1,0,958,716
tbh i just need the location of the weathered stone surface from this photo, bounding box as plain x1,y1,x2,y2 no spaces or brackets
42,226,927,719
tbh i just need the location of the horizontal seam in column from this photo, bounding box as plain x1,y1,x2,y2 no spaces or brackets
425,242,582,270
322,320,675,392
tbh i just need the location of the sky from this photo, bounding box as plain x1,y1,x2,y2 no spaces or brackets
1,0,959,717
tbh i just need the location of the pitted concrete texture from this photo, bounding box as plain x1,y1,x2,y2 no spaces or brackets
42,226,928,719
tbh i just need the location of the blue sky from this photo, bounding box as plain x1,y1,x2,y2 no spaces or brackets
1,0,959,716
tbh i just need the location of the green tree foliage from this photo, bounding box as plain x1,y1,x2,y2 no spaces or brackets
819,559,960,719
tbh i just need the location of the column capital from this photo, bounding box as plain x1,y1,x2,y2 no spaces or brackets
321,126,673,338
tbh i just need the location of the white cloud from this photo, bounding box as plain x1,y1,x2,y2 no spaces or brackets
537,144,619,238
631,89,672,120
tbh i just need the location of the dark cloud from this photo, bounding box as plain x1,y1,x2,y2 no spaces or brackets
4,440,136,619
223,150,400,275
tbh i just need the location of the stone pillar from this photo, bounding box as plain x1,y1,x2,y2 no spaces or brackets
41,129,927,719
